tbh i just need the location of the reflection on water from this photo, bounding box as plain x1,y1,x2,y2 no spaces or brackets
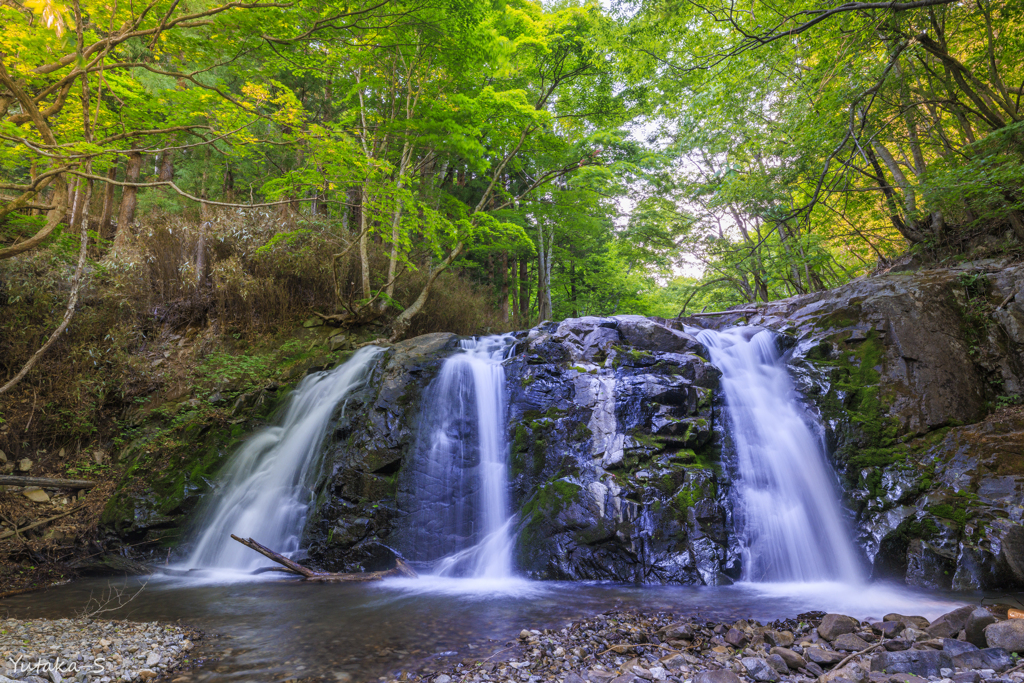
0,576,977,683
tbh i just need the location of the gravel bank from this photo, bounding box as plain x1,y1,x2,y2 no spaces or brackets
387,607,1024,683
0,618,200,683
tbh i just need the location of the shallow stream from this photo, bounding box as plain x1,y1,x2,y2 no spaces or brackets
0,576,983,682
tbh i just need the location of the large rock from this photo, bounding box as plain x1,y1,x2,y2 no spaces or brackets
965,609,997,648
950,648,1013,672
833,633,871,651
983,620,1024,653
769,647,806,670
615,315,705,355
870,650,953,678
941,639,979,657
818,614,860,641
926,605,975,638
884,614,930,630
805,648,846,666
506,316,734,585
740,657,779,682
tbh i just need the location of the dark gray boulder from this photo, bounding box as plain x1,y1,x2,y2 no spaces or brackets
951,648,1014,672
870,650,953,677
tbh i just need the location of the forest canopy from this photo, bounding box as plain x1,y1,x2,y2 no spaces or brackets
1,0,1022,390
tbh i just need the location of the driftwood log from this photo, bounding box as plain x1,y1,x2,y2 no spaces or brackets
230,534,417,582
0,475,97,489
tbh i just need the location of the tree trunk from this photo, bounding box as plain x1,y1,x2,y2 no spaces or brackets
158,150,174,182
569,260,578,317
358,187,371,300
99,167,117,240
389,242,465,340
519,256,529,322
500,251,509,323
68,178,85,235
223,165,235,202
510,256,519,321
114,152,143,251
537,224,553,321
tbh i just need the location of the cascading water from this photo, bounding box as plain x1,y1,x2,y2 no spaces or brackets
184,346,381,572
399,335,516,579
695,327,863,583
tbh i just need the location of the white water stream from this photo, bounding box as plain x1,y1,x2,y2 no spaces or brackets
695,327,863,583
402,335,517,579
184,346,382,572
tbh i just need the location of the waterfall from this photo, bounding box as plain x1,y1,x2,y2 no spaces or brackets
184,346,382,572
400,335,516,579
695,327,863,583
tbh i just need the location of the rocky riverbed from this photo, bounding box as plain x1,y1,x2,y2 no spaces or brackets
390,606,1024,683
0,618,200,682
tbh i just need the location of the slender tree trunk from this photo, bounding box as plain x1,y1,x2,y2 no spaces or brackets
500,251,509,323
385,141,413,307
537,223,553,321
68,179,85,238
519,256,529,322
569,260,578,317
114,152,143,252
223,165,235,203
359,186,371,300
99,167,117,240
510,256,519,322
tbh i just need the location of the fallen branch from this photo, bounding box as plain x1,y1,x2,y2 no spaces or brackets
996,288,1019,311
0,504,85,540
0,475,97,488
230,534,417,581
831,641,885,672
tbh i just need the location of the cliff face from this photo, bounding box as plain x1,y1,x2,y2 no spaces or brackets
107,259,1024,590
696,259,1024,590
304,318,739,584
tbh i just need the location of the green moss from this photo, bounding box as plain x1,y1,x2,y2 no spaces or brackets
927,503,968,527
610,345,654,368
814,331,908,469
521,479,582,523
520,373,537,388
669,477,716,521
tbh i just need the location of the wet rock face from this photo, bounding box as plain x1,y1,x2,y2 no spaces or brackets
305,333,461,572
700,260,1024,590
506,316,736,585
303,317,733,583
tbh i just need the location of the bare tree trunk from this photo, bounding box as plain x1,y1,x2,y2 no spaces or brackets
99,167,117,240
114,152,143,252
68,178,85,235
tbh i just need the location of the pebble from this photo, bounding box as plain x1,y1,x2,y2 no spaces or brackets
383,608,1024,683
0,617,200,682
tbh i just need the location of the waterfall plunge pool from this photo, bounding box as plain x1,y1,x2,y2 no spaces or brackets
0,576,978,682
